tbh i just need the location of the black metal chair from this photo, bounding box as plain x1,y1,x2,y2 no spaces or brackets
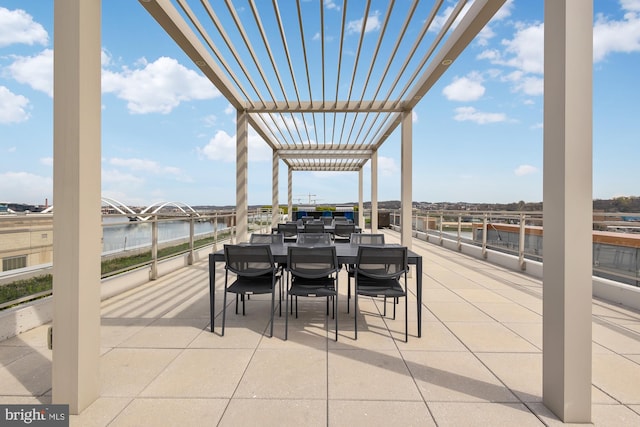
304,222,325,233
321,216,333,226
346,233,385,312
297,232,332,245
250,233,284,244
353,245,409,342
277,222,298,243
285,246,340,341
250,233,285,305
333,223,356,243
222,244,279,337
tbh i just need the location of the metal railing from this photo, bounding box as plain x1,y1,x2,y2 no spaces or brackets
0,208,278,308
381,209,640,287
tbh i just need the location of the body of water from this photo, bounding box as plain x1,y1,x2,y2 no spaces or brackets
102,217,224,254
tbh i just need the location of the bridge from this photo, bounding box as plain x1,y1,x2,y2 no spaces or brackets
41,197,200,221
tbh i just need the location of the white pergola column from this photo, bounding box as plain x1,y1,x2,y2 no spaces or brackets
542,0,593,422
358,168,364,229
401,110,412,248
236,110,249,242
288,166,293,221
370,152,378,232
52,0,101,414
272,149,279,228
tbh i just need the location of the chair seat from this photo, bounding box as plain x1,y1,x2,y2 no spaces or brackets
355,277,405,297
227,276,277,295
289,277,336,297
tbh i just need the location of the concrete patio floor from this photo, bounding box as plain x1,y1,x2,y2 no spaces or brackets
1,230,639,426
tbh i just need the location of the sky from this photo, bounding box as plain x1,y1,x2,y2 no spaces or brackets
1,0,639,208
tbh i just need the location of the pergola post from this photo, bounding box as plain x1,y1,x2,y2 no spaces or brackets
236,110,249,242
272,148,279,228
542,0,593,422
370,152,378,232
52,0,101,414
358,168,364,228
401,110,413,248
288,166,293,221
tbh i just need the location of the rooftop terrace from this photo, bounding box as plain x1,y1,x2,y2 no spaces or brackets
1,231,639,426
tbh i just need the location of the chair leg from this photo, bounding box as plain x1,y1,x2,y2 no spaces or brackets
269,286,275,338
334,292,339,341
285,279,290,340
383,296,387,317
404,294,408,343
354,286,358,340
222,289,228,337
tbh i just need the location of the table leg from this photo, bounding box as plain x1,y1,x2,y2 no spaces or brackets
209,254,216,333
416,258,422,338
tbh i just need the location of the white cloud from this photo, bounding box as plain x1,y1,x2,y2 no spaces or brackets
378,156,398,176
325,0,340,11
40,157,53,166
593,9,640,62
453,106,506,124
198,129,272,163
102,56,220,114
0,7,48,47
102,169,145,186
514,164,538,176
622,0,640,12
442,72,485,102
0,86,30,123
0,172,52,204
7,49,54,97
500,23,544,74
108,157,182,175
362,155,398,176
347,12,381,34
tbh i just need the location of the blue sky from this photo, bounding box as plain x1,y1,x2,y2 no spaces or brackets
1,0,639,207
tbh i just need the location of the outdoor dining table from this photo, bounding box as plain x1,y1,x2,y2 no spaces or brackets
208,242,423,337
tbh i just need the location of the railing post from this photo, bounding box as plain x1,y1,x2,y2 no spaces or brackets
188,214,195,265
457,214,462,251
439,214,444,245
425,212,430,242
150,215,158,280
213,212,219,253
482,213,488,259
232,210,236,244
519,213,527,270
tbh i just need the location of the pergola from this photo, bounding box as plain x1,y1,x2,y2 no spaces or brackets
139,0,506,244
52,0,594,423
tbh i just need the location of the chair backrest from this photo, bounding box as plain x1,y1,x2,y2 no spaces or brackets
224,244,275,277
334,223,356,238
301,216,314,224
250,233,284,244
287,245,339,279
351,233,385,245
277,222,298,237
297,232,332,245
321,217,333,225
304,223,325,233
333,216,349,223
355,245,408,279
